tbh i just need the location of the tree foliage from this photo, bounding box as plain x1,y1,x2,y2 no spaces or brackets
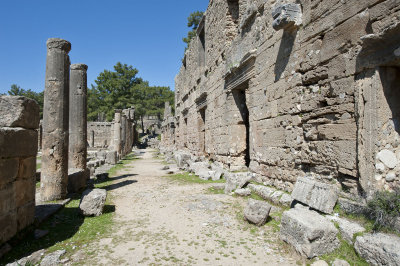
88,62,174,124
183,11,204,47
7,84,44,118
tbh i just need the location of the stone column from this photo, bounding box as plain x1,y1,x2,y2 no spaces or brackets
41,38,71,201
91,130,95,147
121,114,127,156
69,64,88,170
113,110,122,156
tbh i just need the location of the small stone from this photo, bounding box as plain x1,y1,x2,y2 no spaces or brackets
376,162,385,173
375,174,383,181
332,259,350,266
377,149,398,169
385,171,396,182
244,199,272,226
235,188,251,197
161,165,170,170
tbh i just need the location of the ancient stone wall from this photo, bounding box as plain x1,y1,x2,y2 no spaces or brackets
166,0,400,197
0,96,39,245
142,115,161,135
87,122,113,149
88,107,137,158
161,102,175,147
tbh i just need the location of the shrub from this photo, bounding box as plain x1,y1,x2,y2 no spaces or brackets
365,188,400,231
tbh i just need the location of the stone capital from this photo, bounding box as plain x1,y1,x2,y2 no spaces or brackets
71,64,88,71
46,38,71,52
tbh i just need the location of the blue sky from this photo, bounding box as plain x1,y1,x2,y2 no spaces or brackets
0,0,208,94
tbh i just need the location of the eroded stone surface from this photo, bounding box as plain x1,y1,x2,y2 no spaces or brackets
244,199,272,226
79,189,107,217
354,233,400,266
291,176,339,214
280,208,339,258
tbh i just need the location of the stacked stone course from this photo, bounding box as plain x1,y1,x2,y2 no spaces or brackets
0,96,39,245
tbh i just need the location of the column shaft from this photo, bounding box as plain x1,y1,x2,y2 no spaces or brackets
41,38,71,201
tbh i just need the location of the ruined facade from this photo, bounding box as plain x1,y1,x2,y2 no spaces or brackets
163,0,400,198
87,107,137,158
88,122,113,149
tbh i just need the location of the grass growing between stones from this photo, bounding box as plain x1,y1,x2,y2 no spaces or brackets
107,153,138,177
166,172,225,185
1,197,115,265
318,233,368,266
0,153,140,264
207,187,225,194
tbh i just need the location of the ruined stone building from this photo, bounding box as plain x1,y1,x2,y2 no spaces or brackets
162,0,400,198
0,38,138,247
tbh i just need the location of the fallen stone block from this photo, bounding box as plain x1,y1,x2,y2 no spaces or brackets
327,216,365,244
354,233,400,266
291,176,339,214
174,151,191,168
244,199,272,226
79,189,107,216
235,188,251,197
190,161,210,174
248,184,276,200
210,169,223,181
197,169,212,180
280,208,340,258
224,172,253,193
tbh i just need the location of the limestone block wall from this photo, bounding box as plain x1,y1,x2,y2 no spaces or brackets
0,96,39,245
88,108,137,158
87,122,113,148
167,0,400,197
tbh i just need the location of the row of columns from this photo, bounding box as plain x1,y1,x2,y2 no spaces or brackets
112,107,136,158
41,38,88,201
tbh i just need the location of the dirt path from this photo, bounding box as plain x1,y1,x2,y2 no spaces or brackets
75,149,300,265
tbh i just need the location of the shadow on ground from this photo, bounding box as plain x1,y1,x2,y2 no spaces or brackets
0,202,116,265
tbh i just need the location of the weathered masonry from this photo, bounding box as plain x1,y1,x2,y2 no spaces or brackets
0,96,39,245
162,0,400,197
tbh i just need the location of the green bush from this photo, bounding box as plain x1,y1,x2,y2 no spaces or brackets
366,188,400,231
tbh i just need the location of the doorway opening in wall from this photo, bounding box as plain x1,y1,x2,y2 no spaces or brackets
198,108,206,154
232,83,250,168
